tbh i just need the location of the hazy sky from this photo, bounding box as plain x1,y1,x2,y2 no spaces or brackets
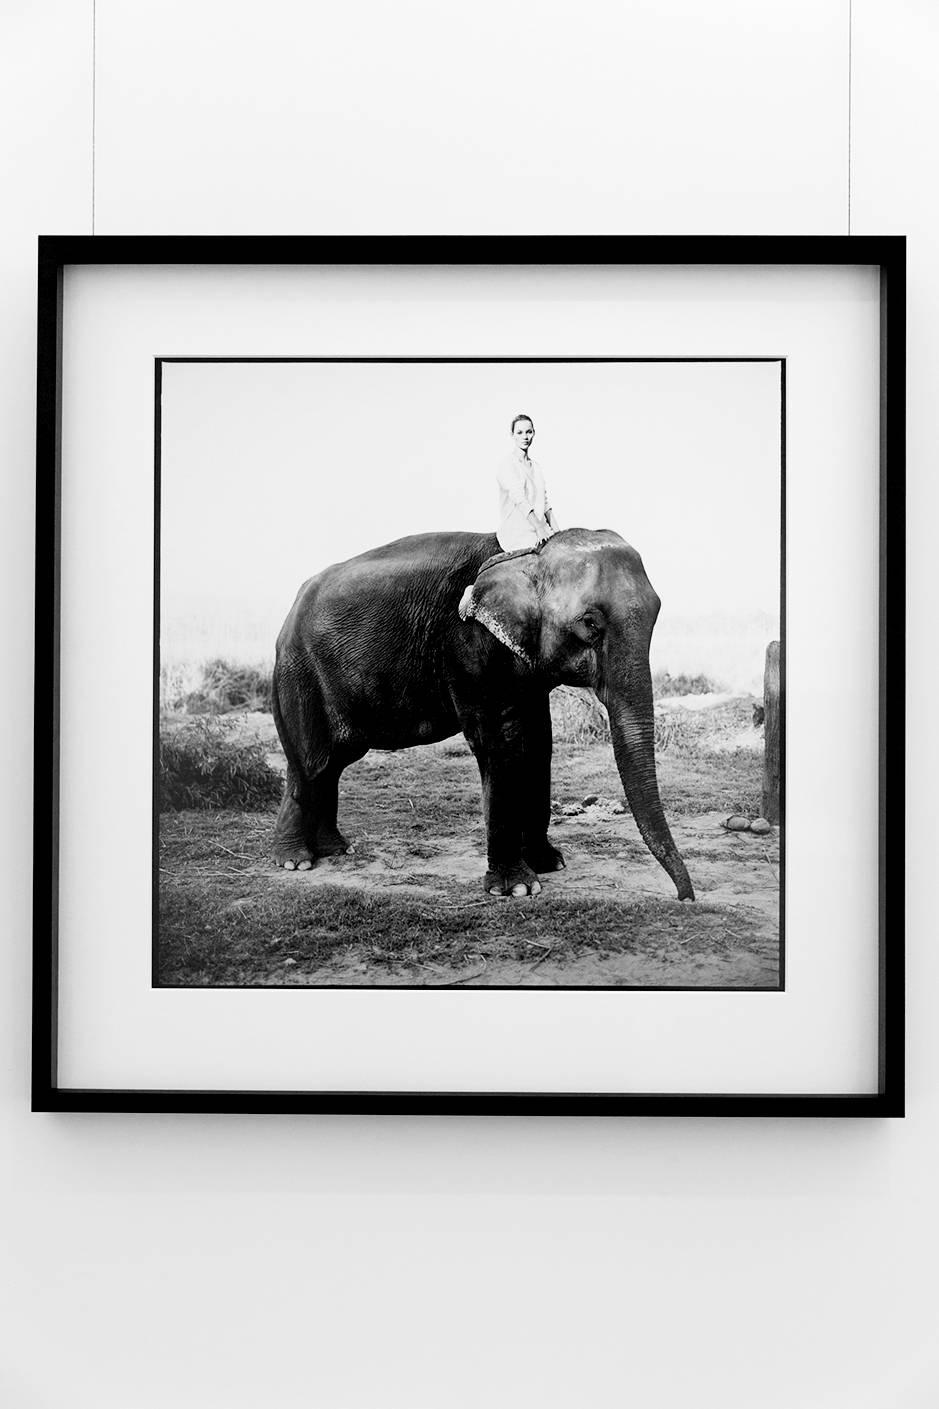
160,359,781,687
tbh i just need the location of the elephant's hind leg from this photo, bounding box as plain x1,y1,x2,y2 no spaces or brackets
272,768,316,870
272,769,355,867
271,665,359,869
308,764,354,857
274,754,364,866
273,760,357,867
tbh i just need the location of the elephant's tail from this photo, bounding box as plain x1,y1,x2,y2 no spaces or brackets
270,666,299,780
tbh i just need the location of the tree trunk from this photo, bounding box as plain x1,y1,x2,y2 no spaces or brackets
761,640,781,825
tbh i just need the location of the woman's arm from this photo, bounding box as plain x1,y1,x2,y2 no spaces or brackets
544,479,559,532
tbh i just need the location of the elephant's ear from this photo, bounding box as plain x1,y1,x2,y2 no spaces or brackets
458,558,540,667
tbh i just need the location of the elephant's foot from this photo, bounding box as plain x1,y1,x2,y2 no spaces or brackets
277,854,314,872
273,793,316,870
272,836,315,871
484,861,542,898
523,839,566,874
315,827,353,857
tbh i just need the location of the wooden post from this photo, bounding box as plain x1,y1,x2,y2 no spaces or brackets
761,640,781,825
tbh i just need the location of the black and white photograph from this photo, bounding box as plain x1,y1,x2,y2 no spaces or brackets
157,356,783,989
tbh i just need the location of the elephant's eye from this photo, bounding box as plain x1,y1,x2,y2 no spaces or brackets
580,612,603,641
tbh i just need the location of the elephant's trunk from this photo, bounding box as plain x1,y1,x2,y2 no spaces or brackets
601,669,694,901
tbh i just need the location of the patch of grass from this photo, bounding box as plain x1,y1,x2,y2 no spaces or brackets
656,749,761,817
156,864,746,986
341,748,483,841
159,717,283,812
158,879,482,982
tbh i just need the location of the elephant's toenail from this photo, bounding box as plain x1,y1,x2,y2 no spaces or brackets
298,860,312,871
284,859,296,871
511,883,528,896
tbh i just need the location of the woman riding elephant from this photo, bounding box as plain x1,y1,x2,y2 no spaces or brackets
271,527,693,902
496,413,560,553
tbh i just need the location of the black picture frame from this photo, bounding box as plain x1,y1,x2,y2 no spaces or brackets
32,235,905,1116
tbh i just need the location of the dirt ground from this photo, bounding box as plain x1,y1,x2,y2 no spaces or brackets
158,701,781,989
267,807,779,987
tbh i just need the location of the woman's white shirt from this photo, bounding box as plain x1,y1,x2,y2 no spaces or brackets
496,450,553,550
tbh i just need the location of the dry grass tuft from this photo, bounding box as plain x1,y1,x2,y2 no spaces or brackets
161,658,273,714
550,687,610,743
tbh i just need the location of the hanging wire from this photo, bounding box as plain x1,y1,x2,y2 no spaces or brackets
92,0,97,235
847,0,853,235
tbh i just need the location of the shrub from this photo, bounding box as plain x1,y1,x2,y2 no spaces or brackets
160,716,283,811
652,671,720,700
182,658,273,714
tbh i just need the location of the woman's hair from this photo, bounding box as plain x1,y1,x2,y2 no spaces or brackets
510,413,534,433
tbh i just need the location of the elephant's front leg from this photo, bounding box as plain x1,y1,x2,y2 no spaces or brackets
464,707,542,898
519,692,565,877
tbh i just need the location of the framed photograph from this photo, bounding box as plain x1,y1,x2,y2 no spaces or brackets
32,236,904,1114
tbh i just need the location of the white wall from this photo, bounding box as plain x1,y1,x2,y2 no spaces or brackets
1,2,932,1405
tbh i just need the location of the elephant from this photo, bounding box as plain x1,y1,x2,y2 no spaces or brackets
271,527,694,901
